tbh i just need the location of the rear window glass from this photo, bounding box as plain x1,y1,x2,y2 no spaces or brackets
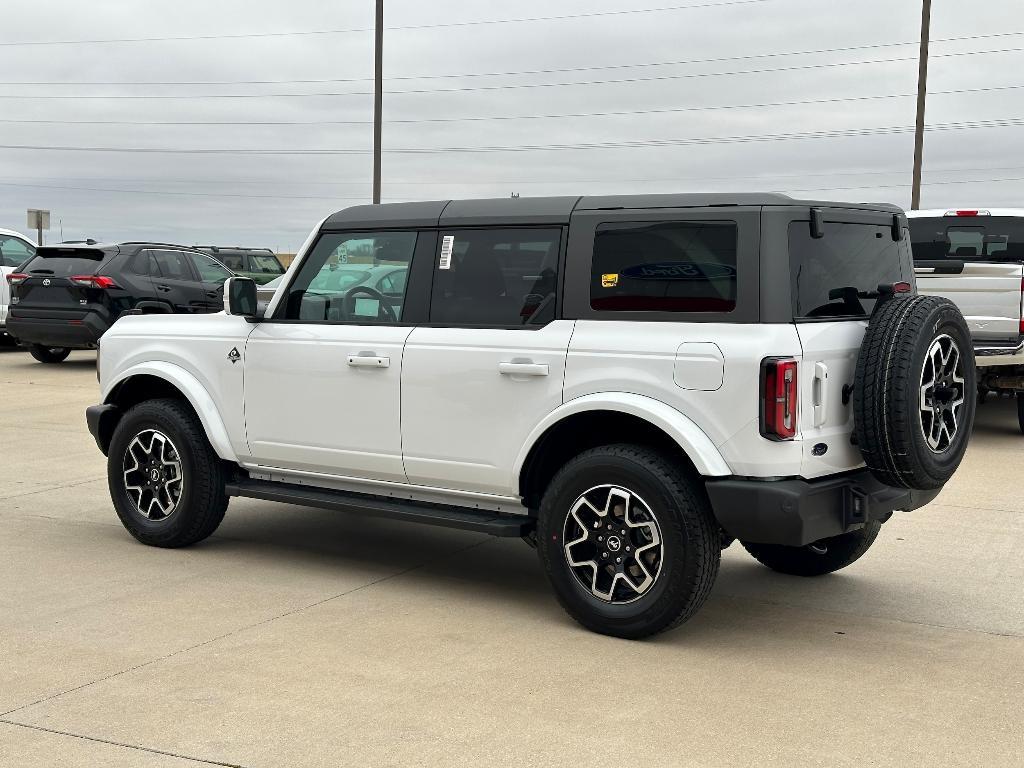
22,248,107,277
250,254,283,273
909,216,1024,261
591,221,737,312
789,222,906,319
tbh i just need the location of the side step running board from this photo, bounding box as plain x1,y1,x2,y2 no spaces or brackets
225,478,532,537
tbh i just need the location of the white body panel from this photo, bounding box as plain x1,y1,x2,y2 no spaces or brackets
401,321,575,496
243,323,412,483
98,313,252,461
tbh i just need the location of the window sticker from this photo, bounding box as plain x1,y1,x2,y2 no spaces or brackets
601,273,619,288
439,235,455,270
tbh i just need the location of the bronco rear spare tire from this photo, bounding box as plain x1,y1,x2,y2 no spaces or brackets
853,294,975,490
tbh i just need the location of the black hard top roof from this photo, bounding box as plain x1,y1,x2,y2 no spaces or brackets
322,194,904,229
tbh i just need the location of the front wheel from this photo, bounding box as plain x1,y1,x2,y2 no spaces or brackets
107,398,228,548
29,344,71,363
537,444,720,639
741,521,881,577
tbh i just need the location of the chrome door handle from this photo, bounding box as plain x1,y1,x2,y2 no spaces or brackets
498,361,549,377
348,354,390,368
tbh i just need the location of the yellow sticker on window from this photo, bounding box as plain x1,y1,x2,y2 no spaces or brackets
601,273,619,288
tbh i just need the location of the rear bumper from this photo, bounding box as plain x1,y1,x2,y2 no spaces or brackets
705,469,941,547
7,311,109,348
975,339,1024,367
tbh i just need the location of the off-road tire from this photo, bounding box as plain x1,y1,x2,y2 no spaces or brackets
29,344,71,363
108,398,228,548
742,521,881,577
537,444,720,639
853,295,975,490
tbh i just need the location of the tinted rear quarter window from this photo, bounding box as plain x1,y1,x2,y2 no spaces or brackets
789,221,906,319
590,221,737,312
0,236,35,267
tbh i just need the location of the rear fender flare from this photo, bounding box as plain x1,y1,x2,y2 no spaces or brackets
513,392,732,485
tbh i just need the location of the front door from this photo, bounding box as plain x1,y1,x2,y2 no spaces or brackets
184,251,233,312
401,226,571,497
243,230,421,483
145,249,210,313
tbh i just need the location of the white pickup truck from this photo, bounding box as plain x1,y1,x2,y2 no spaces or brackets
909,209,1024,432
85,194,975,638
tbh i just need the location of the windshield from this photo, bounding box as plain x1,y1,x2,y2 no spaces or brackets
789,221,908,319
910,216,1024,262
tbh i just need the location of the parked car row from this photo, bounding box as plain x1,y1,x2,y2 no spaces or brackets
2,241,285,362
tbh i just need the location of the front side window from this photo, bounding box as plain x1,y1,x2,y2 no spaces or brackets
282,231,417,323
0,236,35,267
186,252,233,284
591,221,737,312
789,222,906,319
429,228,560,326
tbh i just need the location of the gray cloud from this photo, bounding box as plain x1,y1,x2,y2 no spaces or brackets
0,0,1021,249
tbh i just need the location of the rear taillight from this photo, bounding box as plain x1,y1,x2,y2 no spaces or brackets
69,275,119,289
5,272,28,286
761,357,799,441
944,209,990,217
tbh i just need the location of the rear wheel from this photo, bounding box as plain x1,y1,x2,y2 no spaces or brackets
29,344,71,363
742,521,881,577
107,398,228,548
537,444,720,639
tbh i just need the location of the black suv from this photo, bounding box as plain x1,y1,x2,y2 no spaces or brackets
193,246,284,285
6,242,234,363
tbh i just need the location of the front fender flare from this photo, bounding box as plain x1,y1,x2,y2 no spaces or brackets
512,392,732,485
104,361,237,463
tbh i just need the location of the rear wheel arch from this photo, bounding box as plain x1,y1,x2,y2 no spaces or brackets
516,397,729,510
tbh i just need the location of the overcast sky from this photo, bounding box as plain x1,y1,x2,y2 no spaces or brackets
0,0,1021,250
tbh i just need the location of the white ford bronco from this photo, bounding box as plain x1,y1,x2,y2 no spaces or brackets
87,194,975,638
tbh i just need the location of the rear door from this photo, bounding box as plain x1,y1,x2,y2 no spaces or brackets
401,227,570,497
788,211,912,478
910,214,1024,342
145,249,210,313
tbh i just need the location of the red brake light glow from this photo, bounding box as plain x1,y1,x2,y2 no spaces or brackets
69,275,118,289
944,209,990,217
761,358,799,441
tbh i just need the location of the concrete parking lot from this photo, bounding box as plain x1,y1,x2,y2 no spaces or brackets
1,347,1022,767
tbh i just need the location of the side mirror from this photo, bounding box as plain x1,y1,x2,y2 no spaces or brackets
224,276,258,318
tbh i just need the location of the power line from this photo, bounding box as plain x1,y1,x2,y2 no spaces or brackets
1,47,1019,100
0,117,1021,156
1,84,1020,127
1,174,1020,203
3,30,1021,86
0,0,769,47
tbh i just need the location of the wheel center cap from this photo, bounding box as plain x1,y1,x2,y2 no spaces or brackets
150,469,161,482
606,535,622,553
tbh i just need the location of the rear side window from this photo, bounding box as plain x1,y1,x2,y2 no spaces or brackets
429,228,561,326
250,254,283,274
217,254,245,271
150,250,193,280
789,222,906,319
21,248,107,277
590,221,737,312
909,216,1024,262
0,236,35,267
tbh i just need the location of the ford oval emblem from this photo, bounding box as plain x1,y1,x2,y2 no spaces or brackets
619,262,736,281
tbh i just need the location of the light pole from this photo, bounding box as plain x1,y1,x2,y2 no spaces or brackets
910,0,931,210
372,0,383,204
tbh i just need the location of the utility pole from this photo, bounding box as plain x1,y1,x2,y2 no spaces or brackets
910,0,931,210
372,0,383,204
